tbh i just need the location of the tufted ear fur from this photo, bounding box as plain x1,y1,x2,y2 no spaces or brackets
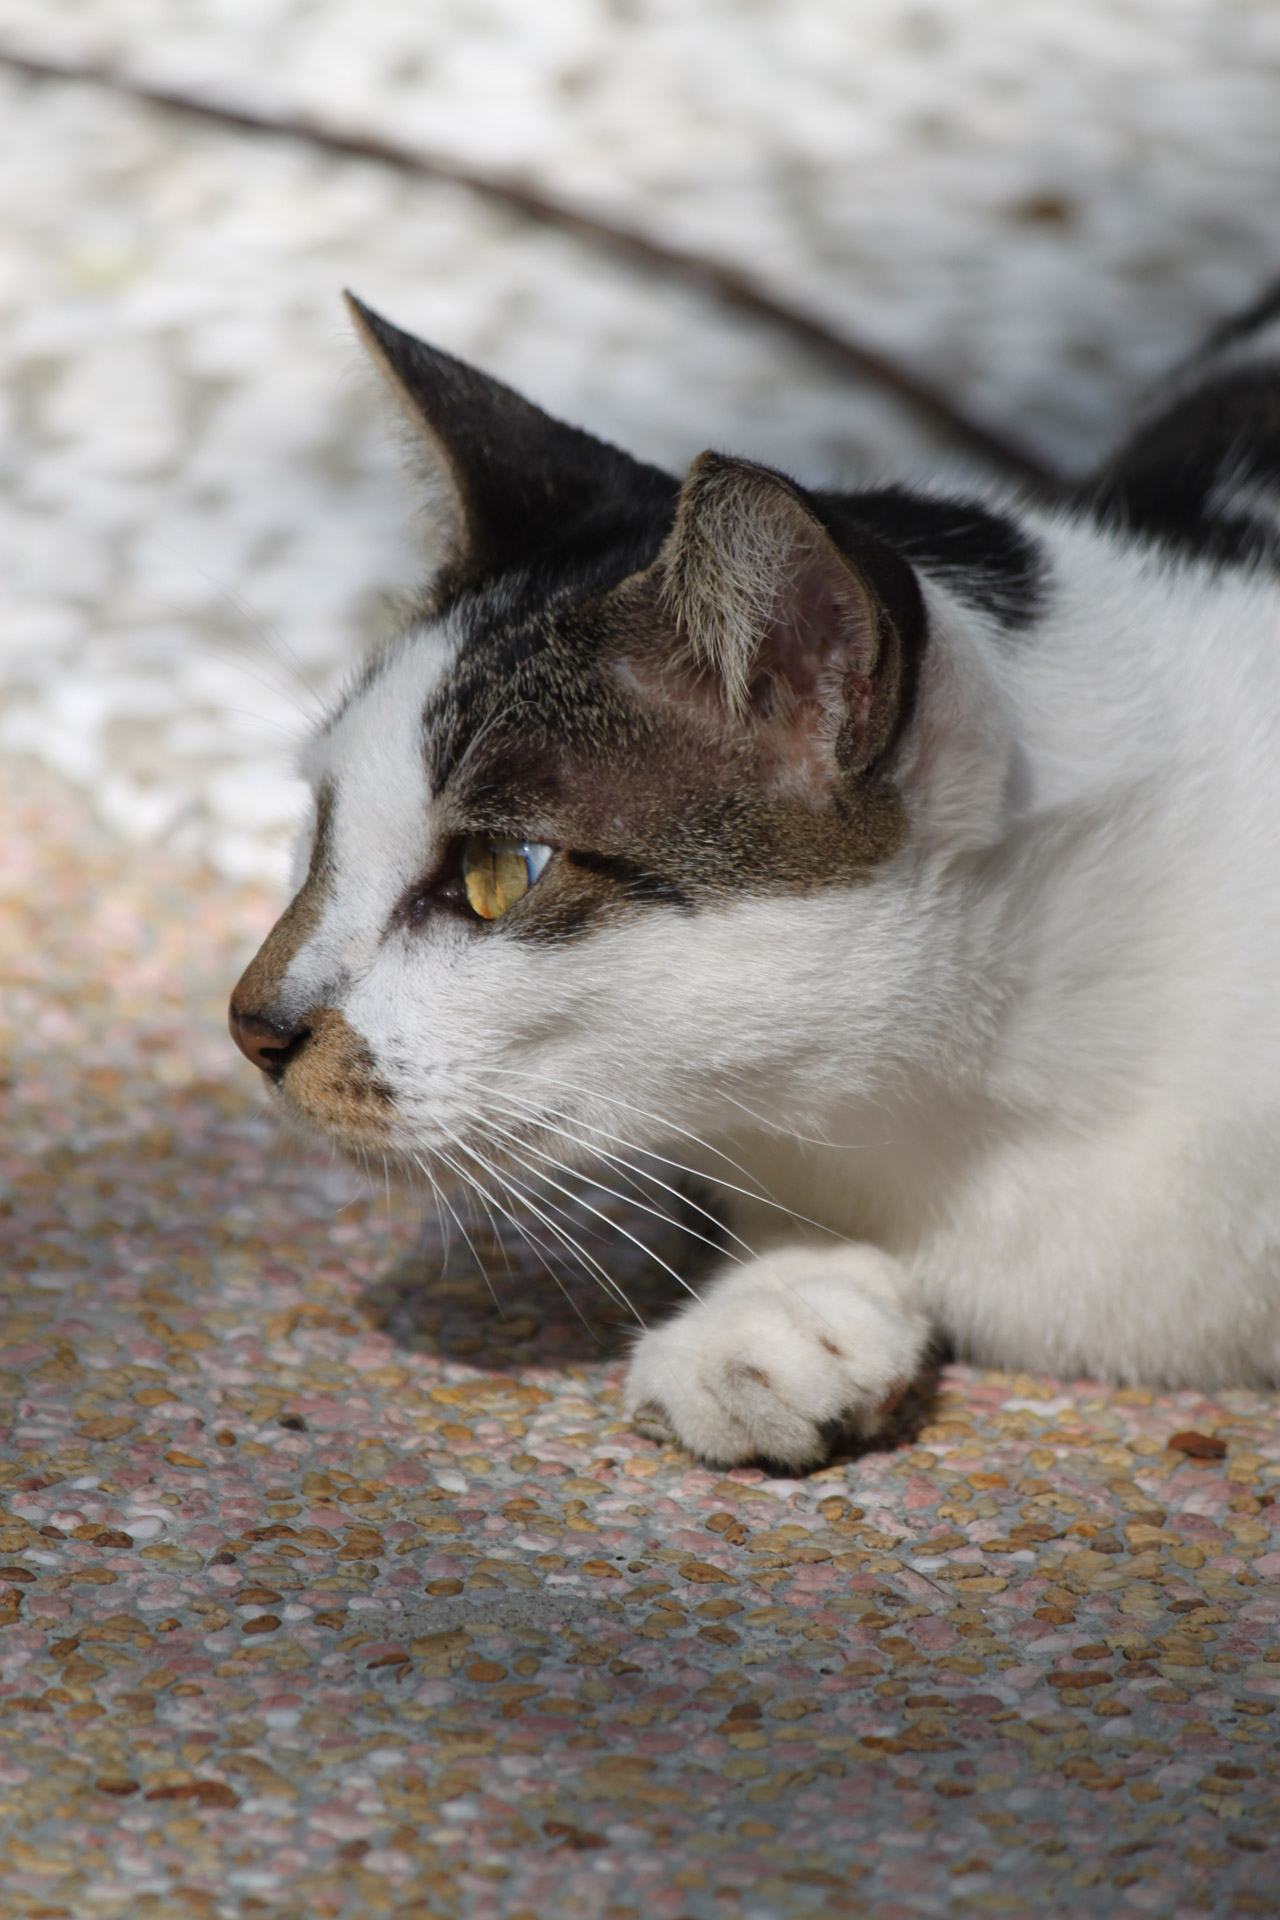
659,453,925,780
345,292,677,591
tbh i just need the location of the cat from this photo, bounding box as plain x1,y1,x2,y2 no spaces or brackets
229,284,1280,1470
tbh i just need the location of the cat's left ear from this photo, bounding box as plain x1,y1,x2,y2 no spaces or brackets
659,452,923,779
345,292,677,590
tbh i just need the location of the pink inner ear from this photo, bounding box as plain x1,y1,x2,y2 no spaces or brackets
752,540,879,708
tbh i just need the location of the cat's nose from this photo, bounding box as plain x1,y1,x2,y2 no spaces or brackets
228,1004,308,1078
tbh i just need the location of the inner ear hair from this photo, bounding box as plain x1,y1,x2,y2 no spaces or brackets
660,454,884,722
660,453,807,713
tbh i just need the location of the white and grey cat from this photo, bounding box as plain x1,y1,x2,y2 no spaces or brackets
230,287,1280,1470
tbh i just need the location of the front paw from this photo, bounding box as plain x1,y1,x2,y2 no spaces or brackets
624,1247,927,1471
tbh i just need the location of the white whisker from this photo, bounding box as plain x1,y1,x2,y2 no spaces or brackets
473,1063,855,1245
478,1104,739,1270
462,1110,703,1306
427,1116,636,1325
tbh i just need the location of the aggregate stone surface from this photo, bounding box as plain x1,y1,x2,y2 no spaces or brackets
2,767,1279,1918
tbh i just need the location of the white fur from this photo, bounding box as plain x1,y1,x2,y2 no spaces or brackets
274,496,1280,1469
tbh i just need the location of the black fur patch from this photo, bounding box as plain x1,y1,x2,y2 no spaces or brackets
815,487,1046,631
1085,369,1280,569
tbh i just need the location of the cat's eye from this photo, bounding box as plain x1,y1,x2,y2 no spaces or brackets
461,836,552,919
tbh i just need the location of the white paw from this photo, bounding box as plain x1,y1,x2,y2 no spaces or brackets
624,1245,928,1470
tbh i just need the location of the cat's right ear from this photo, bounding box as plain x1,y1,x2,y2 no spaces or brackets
345,293,677,592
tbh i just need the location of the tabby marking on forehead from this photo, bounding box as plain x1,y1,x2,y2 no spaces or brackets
417,591,912,940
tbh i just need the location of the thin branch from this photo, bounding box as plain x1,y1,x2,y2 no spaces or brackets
0,43,1058,487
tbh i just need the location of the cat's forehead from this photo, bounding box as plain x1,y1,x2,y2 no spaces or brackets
307,590,616,832
303,621,464,857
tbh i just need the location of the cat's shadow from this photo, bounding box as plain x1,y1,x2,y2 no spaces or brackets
358,1166,718,1370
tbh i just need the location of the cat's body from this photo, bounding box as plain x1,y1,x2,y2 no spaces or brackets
230,288,1280,1469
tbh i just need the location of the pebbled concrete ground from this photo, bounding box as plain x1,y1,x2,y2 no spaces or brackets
1,767,1278,1918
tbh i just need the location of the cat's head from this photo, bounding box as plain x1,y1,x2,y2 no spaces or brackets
229,297,1015,1182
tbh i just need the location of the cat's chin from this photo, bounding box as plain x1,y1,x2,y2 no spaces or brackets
263,1080,402,1167
263,1092,507,1207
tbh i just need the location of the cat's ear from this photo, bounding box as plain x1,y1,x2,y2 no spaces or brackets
345,292,676,587
659,453,923,778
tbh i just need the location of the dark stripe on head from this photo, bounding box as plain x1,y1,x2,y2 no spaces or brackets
813,487,1046,631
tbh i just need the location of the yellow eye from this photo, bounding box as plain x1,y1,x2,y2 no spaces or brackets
461,836,552,919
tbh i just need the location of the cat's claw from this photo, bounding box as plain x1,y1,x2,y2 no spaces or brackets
623,1246,929,1472
629,1401,676,1446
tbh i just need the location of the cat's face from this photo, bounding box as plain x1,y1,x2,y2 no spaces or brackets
229,299,994,1188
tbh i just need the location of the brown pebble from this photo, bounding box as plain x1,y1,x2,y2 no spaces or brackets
241,1615,280,1636
234,1588,283,1607
94,1776,139,1796
1167,1430,1227,1459
467,1661,507,1682
1048,1670,1111,1690
545,1820,607,1851
678,1560,738,1585
145,1781,239,1809
425,1578,463,1597
313,1609,347,1628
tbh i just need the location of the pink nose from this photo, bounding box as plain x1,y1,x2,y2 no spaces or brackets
228,1004,307,1077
